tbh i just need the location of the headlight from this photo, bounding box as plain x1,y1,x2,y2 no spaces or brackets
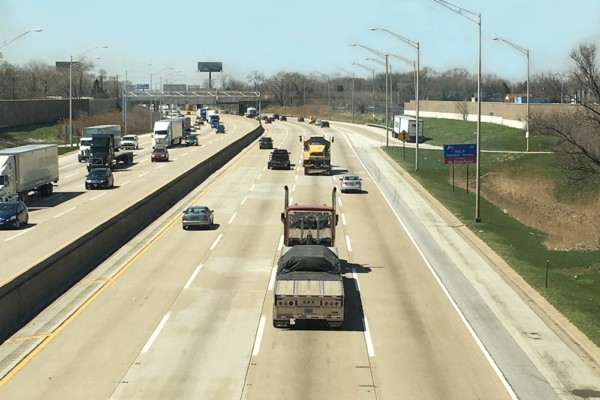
8,215,16,221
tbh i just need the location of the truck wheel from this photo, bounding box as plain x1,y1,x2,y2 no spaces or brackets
304,169,308,176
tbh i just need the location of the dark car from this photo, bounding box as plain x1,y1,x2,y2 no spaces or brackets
259,137,274,149
184,134,199,146
216,124,225,133
85,167,114,190
272,113,279,120
279,115,287,121
268,148,291,170
297,116,305,122
265,117,273,124
151,147,169,162
321,120,330,128
182,205,214,230
0,201,29,229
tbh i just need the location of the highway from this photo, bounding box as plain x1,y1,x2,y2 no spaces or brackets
0,117,598,399
0,115,259,285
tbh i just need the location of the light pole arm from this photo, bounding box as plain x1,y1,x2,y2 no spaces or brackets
432,0,480,23
0,29,42,49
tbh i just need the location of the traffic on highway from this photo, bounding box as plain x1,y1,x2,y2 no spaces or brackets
0,113,597,400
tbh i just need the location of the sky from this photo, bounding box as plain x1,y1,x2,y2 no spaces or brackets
2,0,600,87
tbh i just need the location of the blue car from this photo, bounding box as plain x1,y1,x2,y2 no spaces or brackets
0,201,29,229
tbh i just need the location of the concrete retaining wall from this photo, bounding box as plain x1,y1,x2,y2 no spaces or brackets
402,100,581,129
0,98,119,128
0,125,264,342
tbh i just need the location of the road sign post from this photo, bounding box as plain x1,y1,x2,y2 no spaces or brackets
444,144,477,193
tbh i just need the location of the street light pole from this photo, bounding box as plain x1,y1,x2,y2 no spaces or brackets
69,45,108,147
0,29,43,50
370,28,420,171
434,0,482,222
352,44,389,147
493,37,530,152
338,67,355,123
353,62,376,121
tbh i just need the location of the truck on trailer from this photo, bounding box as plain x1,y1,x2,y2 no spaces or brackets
273,186,343,329
152,119,184,148
78,125,121,162
0,144,59,202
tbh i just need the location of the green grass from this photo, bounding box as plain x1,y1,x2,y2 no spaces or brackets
383,119,600,347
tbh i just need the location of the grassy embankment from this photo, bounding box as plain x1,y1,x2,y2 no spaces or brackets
384,117,600,347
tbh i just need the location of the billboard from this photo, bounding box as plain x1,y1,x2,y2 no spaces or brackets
55,61,79,69
197,62,223,72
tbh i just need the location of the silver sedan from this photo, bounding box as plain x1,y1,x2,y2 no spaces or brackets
182,206,214,230
339,174,362,193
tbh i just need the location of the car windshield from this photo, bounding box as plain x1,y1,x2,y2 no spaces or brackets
89,169,109,176
0,204,18,213
154,148,167,153
123,136,136,141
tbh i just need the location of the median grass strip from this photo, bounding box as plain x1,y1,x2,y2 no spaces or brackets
384,118,600,347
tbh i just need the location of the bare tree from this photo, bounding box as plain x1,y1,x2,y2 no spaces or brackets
531,43,600,186
247,70,264,91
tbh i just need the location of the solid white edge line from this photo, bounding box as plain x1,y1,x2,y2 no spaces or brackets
240,195,248,205
184,264,202,289
341,213,347,226
345,235,352,252
53,207,75,218
141,312,171,354
228,212,237,225
339,126,518,399
278,234,284,251
252,316,267,356
210,234,223,250
363,317,375,357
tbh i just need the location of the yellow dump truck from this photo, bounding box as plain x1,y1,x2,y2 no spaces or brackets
302,135,333,175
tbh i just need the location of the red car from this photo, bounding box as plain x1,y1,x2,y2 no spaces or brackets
151,147,169,162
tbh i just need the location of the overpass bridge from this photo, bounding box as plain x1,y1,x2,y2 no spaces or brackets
124,90,261,106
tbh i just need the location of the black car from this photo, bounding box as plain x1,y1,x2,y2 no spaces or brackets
268,148,291,170
85,167,114,189
184,134,199,146
0,201,29,229
297,116,305,122
321,120,330,128
279,115,287,121
272,113,279,120
259,137,274,149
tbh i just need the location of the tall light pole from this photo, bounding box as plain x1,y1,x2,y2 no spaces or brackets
314,72,331,119
493,37,530,152
150,66,173,91
352,43,389,147
0,29,42,53
69,45,108,147
366,57,394,136
353,62,376,121
370,28,420,171
338,67,355,123
433,0,482,222
124,63,152,135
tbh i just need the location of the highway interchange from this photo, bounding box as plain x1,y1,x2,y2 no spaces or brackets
0,115,598,399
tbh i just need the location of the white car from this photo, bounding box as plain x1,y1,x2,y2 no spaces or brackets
339,174,362,193
121,134,139,150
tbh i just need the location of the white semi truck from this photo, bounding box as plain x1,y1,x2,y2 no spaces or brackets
0,144,59,202
152,119,184,148
78,125,122,162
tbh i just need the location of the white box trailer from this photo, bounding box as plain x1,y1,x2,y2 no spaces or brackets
0,144,59,202
393,115,424,141
152,119,183,148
